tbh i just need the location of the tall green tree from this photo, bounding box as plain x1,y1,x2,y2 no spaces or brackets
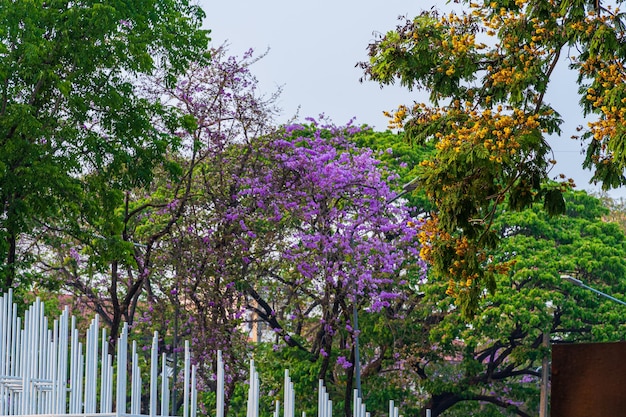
360,0,626,315
332,131,626,416
0,0,210,292
397,190,626,416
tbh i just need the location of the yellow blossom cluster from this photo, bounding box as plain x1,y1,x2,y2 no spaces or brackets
417,215,448,263
469,0,562,89
443,235,514,297
418,216,503,298
584,61,626,143
411,101,541,165
450,32,479,55
384,104,409,130
434,13,488,76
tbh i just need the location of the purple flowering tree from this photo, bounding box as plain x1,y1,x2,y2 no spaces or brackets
34,43,427,414
144,115,426,412
238,119,425,357
184,119,426,412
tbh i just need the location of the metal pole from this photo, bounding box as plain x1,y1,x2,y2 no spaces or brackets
386,177,421,205
172,299,179,416
561,275,626,306
539,331,549,417
350,176,420,401
353,303,361,399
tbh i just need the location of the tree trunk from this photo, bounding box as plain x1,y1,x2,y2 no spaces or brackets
4,232,16,292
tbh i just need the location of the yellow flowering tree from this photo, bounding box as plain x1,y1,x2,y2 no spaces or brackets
360,0,626,316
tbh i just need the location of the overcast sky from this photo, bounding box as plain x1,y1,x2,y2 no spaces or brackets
197,0,626,198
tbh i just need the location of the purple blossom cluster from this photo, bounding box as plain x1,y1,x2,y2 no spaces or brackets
234,119,427,313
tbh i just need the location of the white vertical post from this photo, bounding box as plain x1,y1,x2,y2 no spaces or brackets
20,306,32,415
161,352,170,417
105,354,114,413
190,365,198,417
183,341,190,417
254,366,260,417
0,291,8,377
284,369,294,417
131,340,141,415
0,292,11,416
116,323,128,417
48,319,59,415
76,344,85,414
0,292,6,417
150,331,159,417
14,316,22,415
1,292,9,415
56,307,69,415
290,381,295,417
84,315,99,413
318,380,323,417
69,317,78,413
247,360,253,417
216,351,224,417
274,400,280,417
246,359,259,417
42,320,52,413
101,327,112,413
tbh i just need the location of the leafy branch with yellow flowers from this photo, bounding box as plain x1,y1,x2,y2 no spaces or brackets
360,0,626,316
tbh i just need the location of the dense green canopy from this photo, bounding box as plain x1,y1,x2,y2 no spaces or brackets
0,0,210,291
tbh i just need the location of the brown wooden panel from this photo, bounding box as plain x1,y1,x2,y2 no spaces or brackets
552,342,626,417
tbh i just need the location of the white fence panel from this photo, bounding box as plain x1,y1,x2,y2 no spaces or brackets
0,292,405,417
0,291,197,417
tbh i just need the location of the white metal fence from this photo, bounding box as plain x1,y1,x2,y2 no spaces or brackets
0,291,403,417
0,290,196,417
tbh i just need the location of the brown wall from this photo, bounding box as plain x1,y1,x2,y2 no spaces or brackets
552,341,626,417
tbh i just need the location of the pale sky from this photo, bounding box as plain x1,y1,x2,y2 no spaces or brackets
198,0,626,198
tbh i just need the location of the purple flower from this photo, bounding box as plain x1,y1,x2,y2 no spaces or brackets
337,356,353,369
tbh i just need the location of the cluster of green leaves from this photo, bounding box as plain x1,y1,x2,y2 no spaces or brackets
0,0,210,292
408,189,626,416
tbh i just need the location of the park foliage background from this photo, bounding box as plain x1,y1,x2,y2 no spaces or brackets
3,0,626,416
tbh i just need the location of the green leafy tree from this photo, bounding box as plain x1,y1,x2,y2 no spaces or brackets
401,190,626,416
360,0,626,315
313,130,626,416
0,0,210,294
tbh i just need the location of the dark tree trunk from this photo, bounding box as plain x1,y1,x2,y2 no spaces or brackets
4,232,16,291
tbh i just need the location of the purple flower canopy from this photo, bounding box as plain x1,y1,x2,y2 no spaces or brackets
162,50,426,313
236,118,427,311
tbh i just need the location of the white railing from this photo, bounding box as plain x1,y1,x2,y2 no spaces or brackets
0,292,404,417
0,291,196,417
